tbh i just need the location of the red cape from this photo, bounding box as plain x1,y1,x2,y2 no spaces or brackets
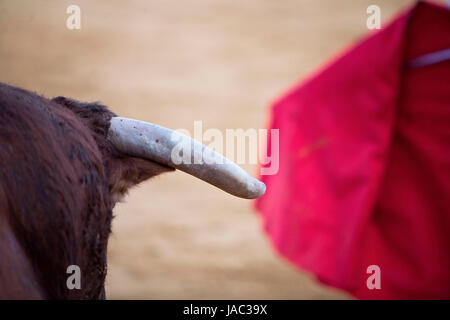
255,1,450,299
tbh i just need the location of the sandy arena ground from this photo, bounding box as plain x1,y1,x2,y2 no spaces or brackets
0,0,430,299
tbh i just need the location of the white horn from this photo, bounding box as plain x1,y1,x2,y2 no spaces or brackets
107,117,266,199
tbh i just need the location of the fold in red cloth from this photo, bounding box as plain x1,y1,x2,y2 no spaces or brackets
255,1,450,299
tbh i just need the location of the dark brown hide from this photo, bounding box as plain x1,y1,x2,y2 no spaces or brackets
0,83,172,299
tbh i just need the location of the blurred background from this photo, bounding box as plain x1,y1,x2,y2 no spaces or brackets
0,0,435,299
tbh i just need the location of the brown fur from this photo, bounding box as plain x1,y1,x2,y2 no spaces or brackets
0,83,172,299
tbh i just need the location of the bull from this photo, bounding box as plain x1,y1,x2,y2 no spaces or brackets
0,82,265,299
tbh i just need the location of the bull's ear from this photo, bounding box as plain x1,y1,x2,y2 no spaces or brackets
107,157,174,204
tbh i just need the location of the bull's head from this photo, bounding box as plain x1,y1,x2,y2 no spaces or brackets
52,97,265,204
0,84,266,300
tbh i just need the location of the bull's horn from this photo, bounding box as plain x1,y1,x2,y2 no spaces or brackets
107,117,266,199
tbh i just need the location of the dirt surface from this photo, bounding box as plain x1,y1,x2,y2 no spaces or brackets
0,0,427,299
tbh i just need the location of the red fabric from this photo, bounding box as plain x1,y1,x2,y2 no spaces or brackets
255,2,450,299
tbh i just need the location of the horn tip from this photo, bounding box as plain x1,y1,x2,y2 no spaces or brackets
247,180,266,199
